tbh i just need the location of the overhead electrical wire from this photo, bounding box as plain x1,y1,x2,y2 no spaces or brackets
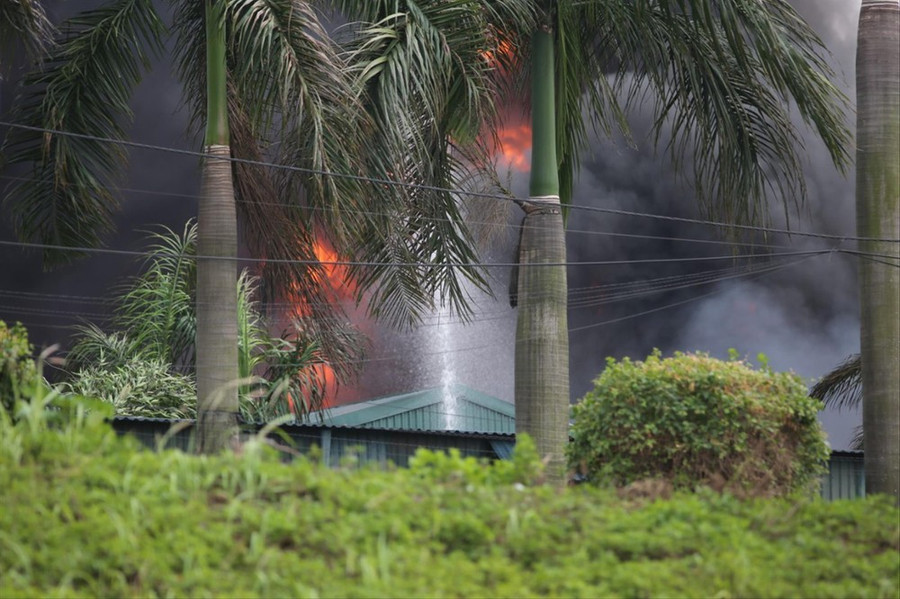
0,256,821,336
0,252,821,366
0,237,845,268
1,121,898,244
0,172,806,252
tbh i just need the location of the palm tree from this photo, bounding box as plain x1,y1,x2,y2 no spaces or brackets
855,0,899,500
514,1,854,482
3,1,855,468
1,0,501,451
336,1,853,484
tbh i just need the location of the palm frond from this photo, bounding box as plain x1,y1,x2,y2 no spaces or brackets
256,316,368,421
810,354,862,412
174,0,368,245
226,90,366,374
65,323,142,372
114,221,197,372
849,425,863,452
336,1,536,327
1,0,165,266
556,0,851,226
0,0,55,67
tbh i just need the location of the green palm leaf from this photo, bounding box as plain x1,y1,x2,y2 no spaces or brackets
811,354,862,412
336,0,535,326
548,0,851,225
1,0,164,266
0,0,55,66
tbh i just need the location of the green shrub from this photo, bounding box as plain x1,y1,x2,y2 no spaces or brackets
0,397,897,599
63,357,196,419
0,320,40,414
568,350,830,497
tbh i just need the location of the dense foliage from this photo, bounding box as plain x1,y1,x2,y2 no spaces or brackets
0,320,40,414
63,224,364,421
568,351,830,497
64,357,197,419
1,392,897,598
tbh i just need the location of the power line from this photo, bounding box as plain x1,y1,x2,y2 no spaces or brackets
0,172,800,251
568,254,818,333
4,253,817,370
2,120,897,244
0,236,838,267
0,256,805,333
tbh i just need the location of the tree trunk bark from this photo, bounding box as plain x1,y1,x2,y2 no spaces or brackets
856,0,900,501
197,0,239,453
515,27,569,485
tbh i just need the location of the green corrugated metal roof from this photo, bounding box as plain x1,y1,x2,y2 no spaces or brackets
307,384,514,434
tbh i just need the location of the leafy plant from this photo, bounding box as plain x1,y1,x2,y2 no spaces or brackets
63,357,196,419
65,223,364,421
0,320,40,414
568,350,830,497
811,354,863,449
0,395,897,599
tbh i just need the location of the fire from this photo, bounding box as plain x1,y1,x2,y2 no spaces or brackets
285,235,356,411
480,38,514,65
496,122,532,172
290,237,356,320
311,238,356,299
479,33,532,172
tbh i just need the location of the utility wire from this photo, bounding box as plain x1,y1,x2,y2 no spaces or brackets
1,121,897,244
0,172,801,251
4,253,816,370
0,257,798,332
0,237,840,267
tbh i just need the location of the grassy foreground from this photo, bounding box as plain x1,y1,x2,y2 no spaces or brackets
1,398,898,599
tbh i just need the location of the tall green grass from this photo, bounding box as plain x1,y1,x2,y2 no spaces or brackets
1,391,897,598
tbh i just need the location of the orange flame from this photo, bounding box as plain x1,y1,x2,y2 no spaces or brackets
311,238,356,299
285,235,355,410
290,237,356,320
480,38,514,65
496,122,531,172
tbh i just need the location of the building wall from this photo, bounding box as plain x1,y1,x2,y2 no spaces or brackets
110,418,867,499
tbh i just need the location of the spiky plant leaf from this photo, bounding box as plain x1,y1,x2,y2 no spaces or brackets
66,324,143,372
810,354,862,412
337,0,536,327
548,0,851,225
0,0,55,67
114,221,198,372
1,0,164,266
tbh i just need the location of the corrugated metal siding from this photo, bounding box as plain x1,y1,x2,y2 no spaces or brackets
312,384,515,434
364,404,441,431
111,418,506,468
362,401,514,434
821,453,865,501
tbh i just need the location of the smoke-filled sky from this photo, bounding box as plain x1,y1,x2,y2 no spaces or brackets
0,1,863,448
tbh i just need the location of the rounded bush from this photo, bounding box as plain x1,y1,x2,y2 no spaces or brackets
567,350,829,497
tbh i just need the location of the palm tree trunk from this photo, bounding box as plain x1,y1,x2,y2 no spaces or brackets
856,0,900,501
515,27,569,485
196,0,239,453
